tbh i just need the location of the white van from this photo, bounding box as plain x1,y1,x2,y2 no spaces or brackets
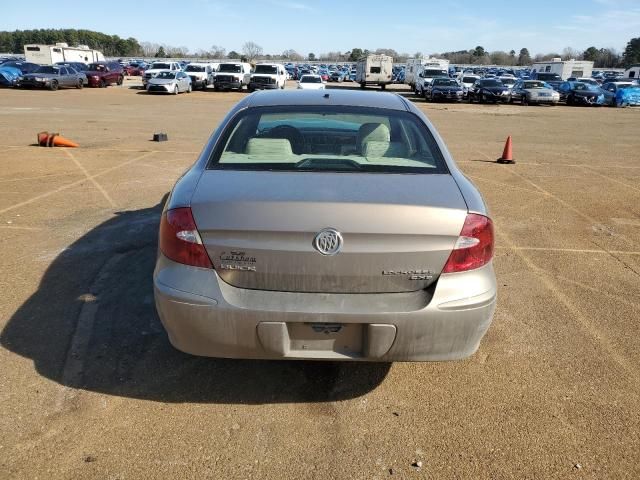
405,57,449,90
355,54,393,89
214,62,252,91
249,63,287,91
185,63,215,90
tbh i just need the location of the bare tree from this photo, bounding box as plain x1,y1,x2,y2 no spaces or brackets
210,45,226,59
562,47,581,60
242,41,263,63
282,49,303,61
140,41,160,57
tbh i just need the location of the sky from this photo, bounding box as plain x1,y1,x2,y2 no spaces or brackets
2,0,639,56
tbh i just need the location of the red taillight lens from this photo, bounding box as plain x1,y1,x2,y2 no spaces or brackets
159,207,213,268
442,214,494,274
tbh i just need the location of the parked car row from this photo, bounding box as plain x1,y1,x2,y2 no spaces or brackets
418,76,640,107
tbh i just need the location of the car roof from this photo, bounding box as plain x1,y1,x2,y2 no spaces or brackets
245,90,409,110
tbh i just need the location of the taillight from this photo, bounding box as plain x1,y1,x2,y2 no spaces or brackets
159,207,213,268
442,214,494,273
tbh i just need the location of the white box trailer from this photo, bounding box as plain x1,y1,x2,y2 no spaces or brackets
356,54,393,89
24,43,105,65
532,58,594,80
624,64,640,79
404,57,449,89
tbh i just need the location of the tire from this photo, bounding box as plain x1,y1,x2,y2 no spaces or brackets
381,83,386,90
49,80,58,91
173,85,178,95
237,82,243,92
100,79,106,88
360,83,365,89
187,84,192,93
117,76,123,86
567,96,573,106
521,95,528,106
76,79,83,89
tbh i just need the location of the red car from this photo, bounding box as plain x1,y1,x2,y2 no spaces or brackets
124,63,146,76
85,62,124,87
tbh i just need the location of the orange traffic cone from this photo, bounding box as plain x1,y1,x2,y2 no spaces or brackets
37,131,79,148
497,136,514,164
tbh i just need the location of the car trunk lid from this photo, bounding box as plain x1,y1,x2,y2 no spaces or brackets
190,170,468,293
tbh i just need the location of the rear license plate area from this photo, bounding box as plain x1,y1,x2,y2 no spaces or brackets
289,323,363,357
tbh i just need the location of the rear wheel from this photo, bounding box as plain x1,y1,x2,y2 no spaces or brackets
237,82,243,91
100,79,106,88
521,95,528,106
117,75,124,86
187,84,192,93
49,80,58,91
76,79,83,89
173,85,178,95
381,83,386,90
360,83,365,89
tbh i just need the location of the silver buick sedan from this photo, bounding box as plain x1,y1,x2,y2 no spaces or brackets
153,90,496,362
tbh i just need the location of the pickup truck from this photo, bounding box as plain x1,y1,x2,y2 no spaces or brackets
248,63,286,91
213,62,252,91
142,61,182,88
184,63,214,90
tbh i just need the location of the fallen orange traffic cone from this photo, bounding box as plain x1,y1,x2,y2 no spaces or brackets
497,135,514,164
37,131,79,148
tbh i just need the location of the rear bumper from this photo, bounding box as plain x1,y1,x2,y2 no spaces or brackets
153,254,496,362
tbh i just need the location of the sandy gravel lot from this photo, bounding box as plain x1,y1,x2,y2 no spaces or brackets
1,78,639,479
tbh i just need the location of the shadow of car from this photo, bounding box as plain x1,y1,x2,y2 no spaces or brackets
1,197,390,404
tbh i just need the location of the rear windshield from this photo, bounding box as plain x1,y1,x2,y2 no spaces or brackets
186,65,205,72
300,76,321,83
152,63,170,69
255,65,278,74
208,106,448,174
462,76,477,83
219,64,242,73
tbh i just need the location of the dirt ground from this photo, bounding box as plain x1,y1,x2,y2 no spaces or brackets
1,78,639,479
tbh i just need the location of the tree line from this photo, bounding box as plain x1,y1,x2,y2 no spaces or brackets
2,29,639,68
0,29,141,57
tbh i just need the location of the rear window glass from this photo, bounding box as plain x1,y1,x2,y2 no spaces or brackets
208,106,448,174
370,66,381,74
186,65,205,72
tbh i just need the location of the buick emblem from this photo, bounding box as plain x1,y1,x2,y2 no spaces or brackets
313,228,343,256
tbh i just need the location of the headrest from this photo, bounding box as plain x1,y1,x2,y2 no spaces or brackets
358,123,390,144
245,138,293,156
